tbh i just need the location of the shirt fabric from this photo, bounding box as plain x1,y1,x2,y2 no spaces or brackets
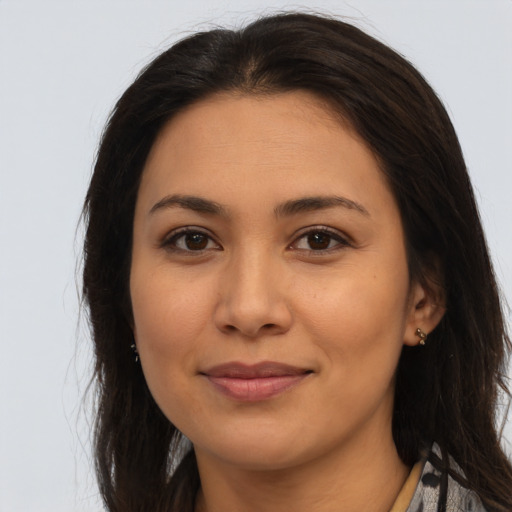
392,444,487,512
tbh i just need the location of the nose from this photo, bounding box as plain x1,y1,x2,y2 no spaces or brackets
213,250,293,339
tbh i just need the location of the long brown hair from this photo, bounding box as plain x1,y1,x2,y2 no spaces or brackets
82,12,512,511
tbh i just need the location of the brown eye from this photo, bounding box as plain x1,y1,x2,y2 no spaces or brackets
184,232,208,250
291,228,350,253
307,232,332,250
164,229,220,253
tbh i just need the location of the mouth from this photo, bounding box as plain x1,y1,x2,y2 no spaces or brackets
200,362,313,402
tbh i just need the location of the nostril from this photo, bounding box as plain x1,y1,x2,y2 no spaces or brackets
262,323,277,329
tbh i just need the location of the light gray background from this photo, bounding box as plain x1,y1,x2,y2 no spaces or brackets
1,1,511,510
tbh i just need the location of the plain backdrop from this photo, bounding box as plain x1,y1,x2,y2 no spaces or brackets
1,1,511,510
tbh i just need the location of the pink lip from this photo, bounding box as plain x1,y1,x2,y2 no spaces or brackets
201,362,312,402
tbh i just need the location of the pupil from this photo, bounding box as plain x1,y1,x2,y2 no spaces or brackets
308,232,330,250
185,233,207,250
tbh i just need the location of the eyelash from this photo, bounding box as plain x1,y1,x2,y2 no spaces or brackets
161,226,352,255
289,226,352,254
161,227,220,254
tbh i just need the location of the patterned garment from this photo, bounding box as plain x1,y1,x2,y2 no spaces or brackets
406,445,487,512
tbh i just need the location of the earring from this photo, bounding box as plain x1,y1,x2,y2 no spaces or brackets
130,343,140,363
415,328,428,346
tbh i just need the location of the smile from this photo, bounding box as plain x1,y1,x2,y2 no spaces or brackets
201,362,313,402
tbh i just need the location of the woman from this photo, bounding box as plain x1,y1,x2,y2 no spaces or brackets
82,12,512,512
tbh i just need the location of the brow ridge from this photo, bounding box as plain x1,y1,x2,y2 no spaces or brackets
149,194,226,216
274,195,370,217
149,194,369,218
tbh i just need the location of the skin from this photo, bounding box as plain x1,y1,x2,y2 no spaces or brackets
130,91,443,512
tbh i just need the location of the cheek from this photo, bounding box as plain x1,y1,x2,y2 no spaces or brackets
132,266,212,346
130,270,215,403
294,269,410,428
294,258,410,366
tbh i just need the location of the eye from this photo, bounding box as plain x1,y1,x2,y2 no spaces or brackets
291,227,351,252
162,228,221,253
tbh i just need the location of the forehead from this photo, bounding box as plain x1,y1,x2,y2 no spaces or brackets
148,91,347,165
137,91,393,218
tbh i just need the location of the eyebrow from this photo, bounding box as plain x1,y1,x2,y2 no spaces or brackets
274,196,370,218
149,194,227,216
148,194,369,218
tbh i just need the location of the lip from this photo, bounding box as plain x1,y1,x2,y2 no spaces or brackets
201,362,312,402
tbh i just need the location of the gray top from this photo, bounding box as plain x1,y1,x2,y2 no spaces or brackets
406,444,486,512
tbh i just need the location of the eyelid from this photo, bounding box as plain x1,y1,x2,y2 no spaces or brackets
159,224,352,254
160,226,222,253
288,225,353,252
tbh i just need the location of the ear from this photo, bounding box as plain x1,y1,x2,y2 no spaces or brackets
403,279,446,347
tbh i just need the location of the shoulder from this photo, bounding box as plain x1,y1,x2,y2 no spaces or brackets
407,444,487,512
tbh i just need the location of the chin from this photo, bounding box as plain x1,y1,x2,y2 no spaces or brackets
205,443,308,472
192,422,330,473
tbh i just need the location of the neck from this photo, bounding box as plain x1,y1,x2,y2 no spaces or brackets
194,429,409,512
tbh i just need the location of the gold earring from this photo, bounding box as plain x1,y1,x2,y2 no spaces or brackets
416,328,427,346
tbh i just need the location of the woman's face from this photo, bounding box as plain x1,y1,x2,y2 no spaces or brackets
130,91,426,471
